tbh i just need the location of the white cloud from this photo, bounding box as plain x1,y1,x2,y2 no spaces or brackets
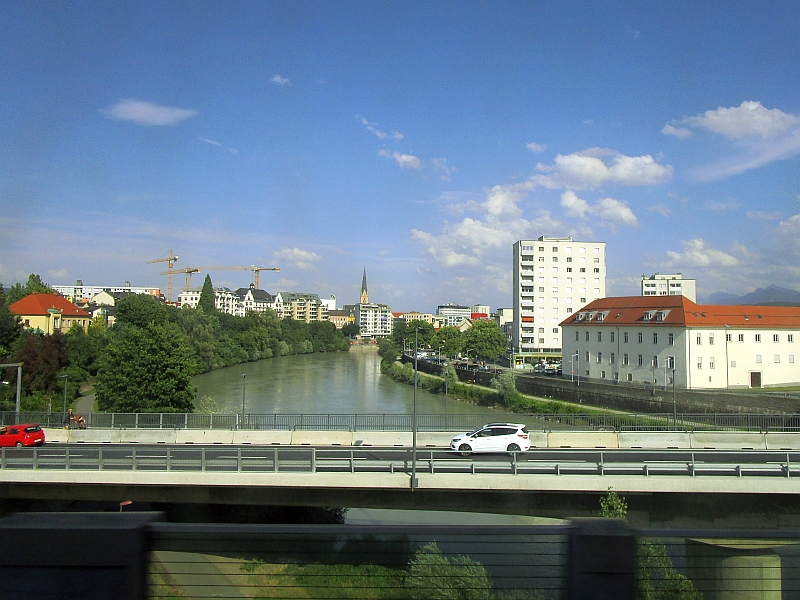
378,149,422,169
560,190,638,226
431,157,457,181
532,148,673,189
684,101,798,140
198,136,237,154
100,99,197,126
665,239,739,267
359,116,403,141
747,210,781,220
273,247,322,271
648,204,672,217
271,75,290,85
526,142,547,153
662,124,692,139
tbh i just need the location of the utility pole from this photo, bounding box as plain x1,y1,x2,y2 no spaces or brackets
241,374,247,430
1,363,23,424
60,374,69,425
411,327,419,490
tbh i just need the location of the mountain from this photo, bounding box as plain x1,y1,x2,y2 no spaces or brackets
702,285,800,306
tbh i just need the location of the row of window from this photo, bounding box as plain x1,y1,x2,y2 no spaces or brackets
526,256,602,264
574,351,798,369
576,331,676,345
519,245,601,253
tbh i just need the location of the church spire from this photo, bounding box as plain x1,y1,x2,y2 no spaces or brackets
360,267,368,304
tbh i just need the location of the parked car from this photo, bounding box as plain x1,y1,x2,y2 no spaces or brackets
450,423,530,455
0,424,45,448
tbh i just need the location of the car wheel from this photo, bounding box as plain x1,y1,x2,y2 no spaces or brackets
458,443,472,456
507,443,521,453
15,441,22,448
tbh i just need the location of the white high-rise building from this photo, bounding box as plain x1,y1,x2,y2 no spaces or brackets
512,236,606,366
641,273,696,303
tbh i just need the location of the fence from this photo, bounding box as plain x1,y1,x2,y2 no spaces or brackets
4,410,800,432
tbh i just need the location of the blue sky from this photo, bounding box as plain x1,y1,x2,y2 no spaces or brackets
2,2,799,312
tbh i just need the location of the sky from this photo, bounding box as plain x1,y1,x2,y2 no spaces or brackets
2,1,800,312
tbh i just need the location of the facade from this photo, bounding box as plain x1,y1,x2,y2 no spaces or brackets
560,295,800,389
274,292,329,322
328,309,351,329
513,236,606,364
436,303,472,328
347,269,392,338
320,295,337,312
641,273,696,303
53,281,161,303
393,311,436,324
9,293,91,334
234,284,275,315
178,288,241,315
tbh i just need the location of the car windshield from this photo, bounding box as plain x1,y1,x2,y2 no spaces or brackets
466,427,485,436
24,426,41,433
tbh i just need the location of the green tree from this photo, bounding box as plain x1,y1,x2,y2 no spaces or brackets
405,542,491,600
198,274,216,313
11,330,69,397
5,273,53,305
465,320,508,362
407,320,436,349
341,322,360,338
116,293,167,328
435,326,464,359
0,303,23,357
491,371,521,407
96,323,197,413
599,487,628,520
378,337,399,365
391,319,408,347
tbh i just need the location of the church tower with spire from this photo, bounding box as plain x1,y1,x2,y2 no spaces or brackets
360,267,369,304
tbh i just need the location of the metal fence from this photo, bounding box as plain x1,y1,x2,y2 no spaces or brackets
4,410,800,432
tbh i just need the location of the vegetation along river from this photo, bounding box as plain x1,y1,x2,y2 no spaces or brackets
193,346,515,419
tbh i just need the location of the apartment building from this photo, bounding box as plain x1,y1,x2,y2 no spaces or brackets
53,281,161,303
513,237,606,365
274,292,329,323
178,288,241,315
9,293,91,334
641,273,696,303
436,303,472,328
560,295,800,389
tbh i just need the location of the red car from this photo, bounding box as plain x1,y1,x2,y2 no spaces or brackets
0,424,45,447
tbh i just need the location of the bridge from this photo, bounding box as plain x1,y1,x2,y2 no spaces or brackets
3,441,800,528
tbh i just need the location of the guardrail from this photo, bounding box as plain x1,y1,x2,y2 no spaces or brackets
5,410,800,432
2,446,798,479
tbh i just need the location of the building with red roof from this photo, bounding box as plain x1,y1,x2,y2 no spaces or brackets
560,296,800,389
8,293,90,334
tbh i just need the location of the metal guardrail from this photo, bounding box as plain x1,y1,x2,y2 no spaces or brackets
2,446,798,479
4,410,800,432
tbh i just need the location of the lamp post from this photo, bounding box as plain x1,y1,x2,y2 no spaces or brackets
60,374,68,424
241,374,247,430
438,344,448,428
573,353,580,386
411,327,419,490
672,367,677,428
0,363,23,424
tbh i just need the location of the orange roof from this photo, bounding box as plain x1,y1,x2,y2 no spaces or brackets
560,296,800,329
9,293,90,318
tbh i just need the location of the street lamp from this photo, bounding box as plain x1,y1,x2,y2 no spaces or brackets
241,374,247,430
438,344,449,428
0,363,23,424
411,327,420,490
672,367,677,428
570,352,578,384
60,374,68,425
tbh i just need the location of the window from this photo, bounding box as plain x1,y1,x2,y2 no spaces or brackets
696,335,702,345
575,331,580,341
610,353,615,364
580,297,586,303
755,334,761,342
593,268,600,273
668,356,675,369
585,351,590,362
756,354,762,364
709,334,714,345
601,370,606,378
567,268,572,272
567,308,573,314
624,332,629,343
774,334,780,343
611,332,615,342
552,257,558,262
566,257,572,263
790,334,794,343
594,257,600,263
653,333,658,344
623,354,629,365
790,355,795,364
597,352,602,363
637,355,643,366
553,328,559,333
538,256,545,262
585,331,590,341
539,246,544,251
538,287,545,292
627,373,633,381
580,267,586,273
668,333,674,345
638,332,643,343
739,334,744,342
652,355,658,368
726,334,732,342
709,357,715,369
597,332,602,342
775,355,781,363
731,360,736,368
697,357,702,370
552,247,558,252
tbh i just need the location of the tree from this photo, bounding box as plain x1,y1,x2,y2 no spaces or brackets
465,320,508,362
116,293,167,328
341,322,360,338
378,337,399,365
95,323,197,413
599,486,628,520
405,542,491,599
491,371,521,407
0,303,23,357
198,274,216,313
406,319,436,349
435,326,464,358
5,273,52,305
12,330,69,397
391,319,408,347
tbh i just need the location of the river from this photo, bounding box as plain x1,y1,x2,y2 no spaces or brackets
193,345,514,418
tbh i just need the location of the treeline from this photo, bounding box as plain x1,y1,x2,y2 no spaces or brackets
0,274,350,413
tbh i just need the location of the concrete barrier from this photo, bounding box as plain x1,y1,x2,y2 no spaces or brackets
417,432,456,448
765,433,800,451
119,430,177,444
290,431,353,446
527,431,549,448
352,432,413,447
548,431,619,448
618,432,692,449
42,428,70,443
176,430,234,444
68,429,122,444
691,432,766,450
232,431,293,445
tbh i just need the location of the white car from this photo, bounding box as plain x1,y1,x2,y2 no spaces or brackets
450,423,530,455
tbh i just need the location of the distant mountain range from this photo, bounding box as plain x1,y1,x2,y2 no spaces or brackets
703,285,800,306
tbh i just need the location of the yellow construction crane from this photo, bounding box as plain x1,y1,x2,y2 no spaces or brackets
160,268,201,292
188,265,280,289
147,250,179,302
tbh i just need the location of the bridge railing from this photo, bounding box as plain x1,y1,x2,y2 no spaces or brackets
3,411,799,431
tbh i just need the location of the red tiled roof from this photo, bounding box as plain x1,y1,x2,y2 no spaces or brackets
560,296,800,329
9,293,90,318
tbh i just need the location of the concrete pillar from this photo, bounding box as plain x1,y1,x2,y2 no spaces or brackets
686,539,784,600
568,518,637,600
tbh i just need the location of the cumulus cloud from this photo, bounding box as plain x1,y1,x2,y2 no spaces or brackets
271,75,290,85
431,157,457,181
684,101,798,140
666,239,739,267
560,191,638,226
531,148,673,189
379,149,422,169
526,142,547,153
359,116,403,140
662,124,692,139
273,247,322,271
100,99,197,126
